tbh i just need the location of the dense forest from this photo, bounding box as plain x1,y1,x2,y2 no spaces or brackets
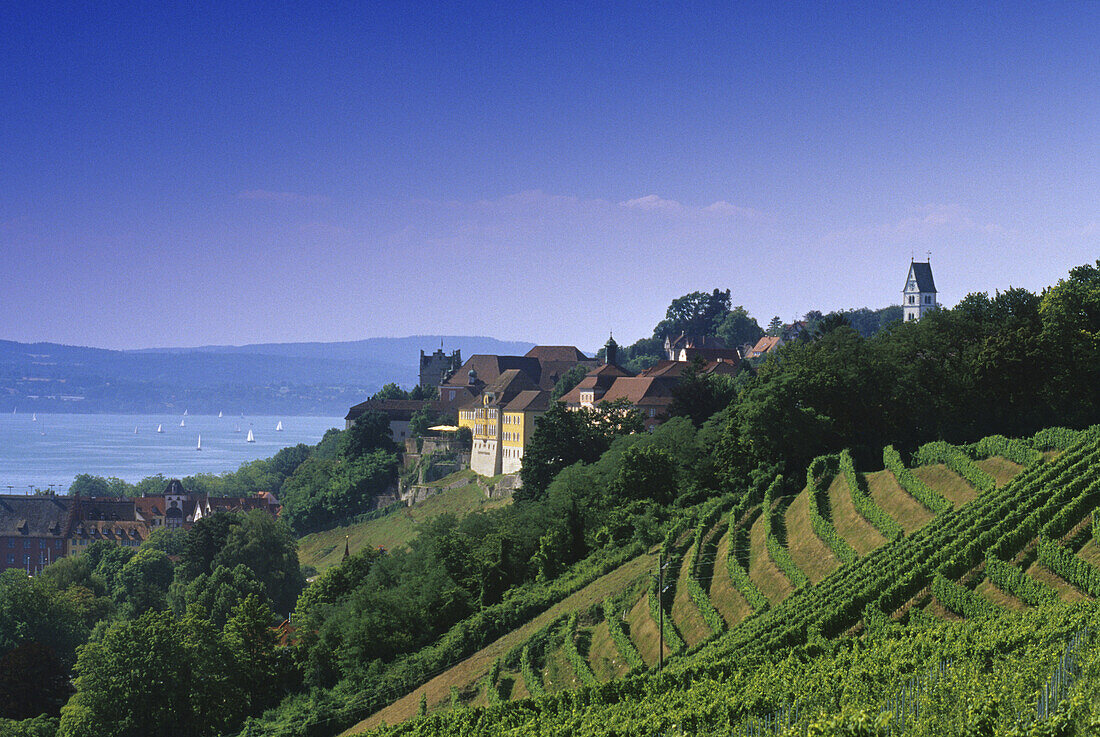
2,261,1100,737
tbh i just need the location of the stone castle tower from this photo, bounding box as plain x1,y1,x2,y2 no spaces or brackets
903,260,938,322
419,347,462,389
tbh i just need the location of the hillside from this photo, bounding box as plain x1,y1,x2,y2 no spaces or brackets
345,428,1100,735
298,472,510,572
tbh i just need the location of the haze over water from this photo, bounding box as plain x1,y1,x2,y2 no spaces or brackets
0,413,342,492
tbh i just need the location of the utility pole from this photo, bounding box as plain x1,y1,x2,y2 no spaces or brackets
652,554,672,672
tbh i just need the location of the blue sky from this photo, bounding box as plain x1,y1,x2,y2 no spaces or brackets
2,2,1098,351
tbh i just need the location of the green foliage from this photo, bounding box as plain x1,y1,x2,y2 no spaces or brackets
0,641,71,720
652,289,731,340
551,364,590,401
562,613,599,688
1030,427,1085,452
0,569,93,669
613,444,677,505
932,574,998,619
762,475,809,589
667,357,738,427
519,644,545,698
716,305,765,349
806,454,856,564
913,440,996,493
726,506,768,612
1038,538,1100,597
601,598,644,671
111,548,173,618
168,564,271,627
839,450,903,540
140,526,189,556
984,556,1057,606
882,445,952,514
972,434,1043,466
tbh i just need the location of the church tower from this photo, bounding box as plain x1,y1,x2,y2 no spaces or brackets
903,260,938,322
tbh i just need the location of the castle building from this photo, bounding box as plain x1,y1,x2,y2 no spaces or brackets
419,347,462,389
903,261,938,322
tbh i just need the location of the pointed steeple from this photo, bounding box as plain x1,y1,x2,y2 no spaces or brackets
604,333,619,367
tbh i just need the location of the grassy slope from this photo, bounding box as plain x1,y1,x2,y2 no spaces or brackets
344,551,656,734
299,475,508,572
670,541,713,648
625,589,665,668
1026,561,1090,602
587,620,632,682
783,488,840,585
911,464,977,506
975,578,1028,611
974,457,1024,488
747,509,795,605
1078,538,1100,568
864,469,934,534
826,474,887,555
708,528,753,628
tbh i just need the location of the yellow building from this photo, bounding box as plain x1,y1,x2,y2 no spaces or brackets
462,369,550,476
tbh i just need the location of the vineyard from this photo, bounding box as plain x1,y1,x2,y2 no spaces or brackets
348,427,1100,736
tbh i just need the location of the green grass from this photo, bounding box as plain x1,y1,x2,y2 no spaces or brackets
911,464,977,506
826,473,887,555
298,474,509,572
974,457,1024,488
864,469,934,534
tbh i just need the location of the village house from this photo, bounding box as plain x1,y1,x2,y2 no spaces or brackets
0,495,69,574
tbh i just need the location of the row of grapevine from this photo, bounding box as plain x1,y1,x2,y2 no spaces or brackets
971,434,1043,466
1030,426,1087,452
562,613,599,688
986,444,1100,561
1039,475,1100,541
726,507,768,612
883,445,952,513
913,440,996,493
684,500,734,637
601,598,645,671
932,575,999,619
761,475,809,589
1038,538,1100,597
805,454,856,564
985,556,1058,606
647,513,692,655
519,644,545,698
839,449,903,540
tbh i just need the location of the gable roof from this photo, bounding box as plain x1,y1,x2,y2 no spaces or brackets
443,354,543,388
906,262,937,293
0,495,71,537
504,390,551,413
524,345,588,362
599,376,674,406
749,336,782,356
476,369,544,409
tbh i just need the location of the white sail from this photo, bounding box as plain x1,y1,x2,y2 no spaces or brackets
180,419,185,427
157,424,163,433
134,427,138,434
32,413,37,422
276,421,283,431
218,411,223,418
196,434,202,450
183,409,188,416
246,429,255,443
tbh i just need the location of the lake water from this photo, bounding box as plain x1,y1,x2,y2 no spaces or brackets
0,413,343,492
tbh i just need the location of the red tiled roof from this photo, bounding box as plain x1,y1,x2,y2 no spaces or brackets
524,345,589,362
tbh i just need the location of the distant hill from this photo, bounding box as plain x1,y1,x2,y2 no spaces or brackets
0,335,535,415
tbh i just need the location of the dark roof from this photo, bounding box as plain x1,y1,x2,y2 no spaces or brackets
906,262,937,293
443,354,543,388
639,359,739,379
666,334,728,351
0,495,72,537
600,377,674,406
524,345,589,362
679,347,741,364
346,399,441,422
504,390,551,413
479,369,542,407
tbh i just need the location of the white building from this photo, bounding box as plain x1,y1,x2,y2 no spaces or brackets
903,261,938,322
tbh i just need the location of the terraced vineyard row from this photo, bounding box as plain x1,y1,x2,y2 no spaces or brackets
351,428,1100,735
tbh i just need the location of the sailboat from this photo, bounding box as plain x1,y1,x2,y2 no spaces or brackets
32,413,37,422
196,434,202,451
246,429,255,443
275,421,283,432
180,419,185,427
157,424,163,433
218,411,223,418
134,427,138,434
183,409,188,416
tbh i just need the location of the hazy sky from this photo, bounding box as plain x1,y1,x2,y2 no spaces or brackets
2,2,1098,351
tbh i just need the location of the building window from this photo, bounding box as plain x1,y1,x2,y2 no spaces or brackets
924,295,932,304
23,540,30,549
908,296,915,304
6,555,12,564
6,540,12,548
